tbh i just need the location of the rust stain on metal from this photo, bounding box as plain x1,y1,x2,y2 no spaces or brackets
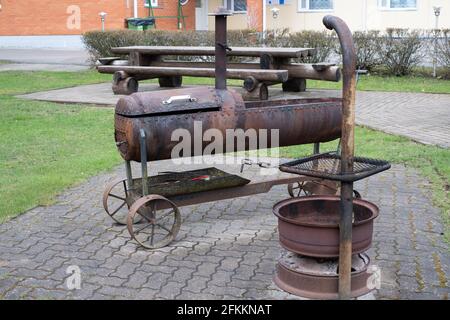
274,250,373,299
273,196,378,258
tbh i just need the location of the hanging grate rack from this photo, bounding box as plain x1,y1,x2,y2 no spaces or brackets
280,152,391,182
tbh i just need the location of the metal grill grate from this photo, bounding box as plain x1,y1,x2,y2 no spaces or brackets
280,153,391,182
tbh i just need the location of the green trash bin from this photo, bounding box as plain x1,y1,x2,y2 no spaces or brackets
127,18,155,31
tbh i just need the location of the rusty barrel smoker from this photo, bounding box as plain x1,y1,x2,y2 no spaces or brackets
115,88,342,162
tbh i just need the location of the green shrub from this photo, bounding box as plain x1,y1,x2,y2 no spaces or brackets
379,28,424,76
83,29,259,64
83,30,145,63
256,29,336,62
353,30,382,71
436,29,450,75
287,30,337,63
258,28,291,48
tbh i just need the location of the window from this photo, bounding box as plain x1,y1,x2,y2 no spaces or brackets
144,0,158,7
378,0,417,10
298,0,333,12
224,0,247,13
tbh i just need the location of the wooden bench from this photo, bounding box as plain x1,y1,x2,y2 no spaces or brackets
97,46,340,99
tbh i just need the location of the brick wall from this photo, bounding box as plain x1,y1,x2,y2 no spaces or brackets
0,0,196,36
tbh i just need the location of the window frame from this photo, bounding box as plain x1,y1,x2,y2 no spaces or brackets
223,0,248,14
378,0,418,11
298,0,334,13
144,0,159,8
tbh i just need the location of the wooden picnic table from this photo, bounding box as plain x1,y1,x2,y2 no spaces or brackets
111,46,316,59
98,45,340,100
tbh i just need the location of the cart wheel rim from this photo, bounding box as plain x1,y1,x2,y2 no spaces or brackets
127,195,181,249
288,181,309,197
103,178,141,225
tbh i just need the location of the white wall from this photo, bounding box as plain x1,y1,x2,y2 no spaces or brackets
266,0,450,31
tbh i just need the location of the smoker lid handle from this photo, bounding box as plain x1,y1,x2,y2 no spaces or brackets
162,95,198,105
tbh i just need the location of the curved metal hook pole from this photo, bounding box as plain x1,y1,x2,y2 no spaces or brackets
323,15,356,170
323,15,357,300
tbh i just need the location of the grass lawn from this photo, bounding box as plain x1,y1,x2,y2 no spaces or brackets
309,75,450,94
0,96,120,222
0,70,111,95
0,70,120,222
167,74,450,94
0,70,448,243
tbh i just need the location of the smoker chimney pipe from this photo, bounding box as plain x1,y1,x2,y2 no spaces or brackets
323,15,357,300
210,7,233,90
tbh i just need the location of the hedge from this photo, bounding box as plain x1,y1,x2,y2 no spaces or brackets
436,29,450,72
83,28,450,76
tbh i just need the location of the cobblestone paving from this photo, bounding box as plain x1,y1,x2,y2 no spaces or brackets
355,91,450,149
0,159,448,300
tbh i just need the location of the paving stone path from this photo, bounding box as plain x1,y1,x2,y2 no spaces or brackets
0,158,448,300
355,91,450,148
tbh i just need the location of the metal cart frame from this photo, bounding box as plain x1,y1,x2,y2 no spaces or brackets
103,128,329,249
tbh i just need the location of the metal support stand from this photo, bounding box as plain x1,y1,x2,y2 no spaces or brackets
139,129,149,196
125,160,133,189
210,8,232,91
338,181,354,299
313,143,320,154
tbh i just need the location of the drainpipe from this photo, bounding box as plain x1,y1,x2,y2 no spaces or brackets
133,0,138,18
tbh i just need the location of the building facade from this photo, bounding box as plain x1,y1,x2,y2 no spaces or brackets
196,0,450,31
0,0,196,36
262,0,450,31
0,1,448,48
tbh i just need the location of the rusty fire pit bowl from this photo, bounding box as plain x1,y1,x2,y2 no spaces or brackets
273,195,379,258
274,250,373,299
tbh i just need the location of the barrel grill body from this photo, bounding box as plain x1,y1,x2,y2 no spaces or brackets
115,87,342,162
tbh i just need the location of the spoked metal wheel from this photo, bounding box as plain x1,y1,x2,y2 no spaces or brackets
103,179,141,225
288,181,310,198
127,195,181,249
